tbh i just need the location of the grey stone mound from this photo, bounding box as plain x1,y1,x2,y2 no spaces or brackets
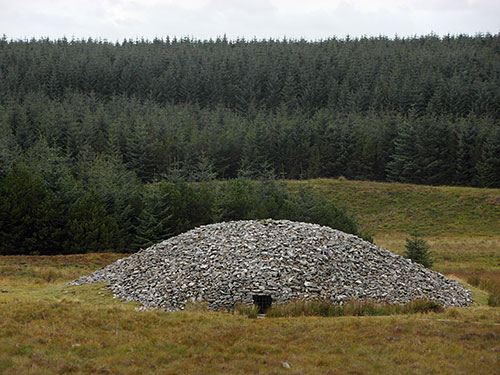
68,219,472,310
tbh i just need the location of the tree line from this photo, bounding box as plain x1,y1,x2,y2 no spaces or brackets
1,93,498,186
1,34,499,187
0,34,499,254
0,155,366,254
1,34,499,118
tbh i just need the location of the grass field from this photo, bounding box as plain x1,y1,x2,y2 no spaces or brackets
287,178,500,237
1,178,499,374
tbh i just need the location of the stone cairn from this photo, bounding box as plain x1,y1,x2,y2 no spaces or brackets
68,219,472,310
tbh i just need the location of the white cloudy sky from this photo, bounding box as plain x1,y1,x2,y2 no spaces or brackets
1,0,499,41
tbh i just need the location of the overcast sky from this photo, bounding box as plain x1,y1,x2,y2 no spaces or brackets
1,0,499,41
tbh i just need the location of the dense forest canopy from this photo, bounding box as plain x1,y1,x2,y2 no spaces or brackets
0,34,499,254
1,34,499,117
1,34,499,184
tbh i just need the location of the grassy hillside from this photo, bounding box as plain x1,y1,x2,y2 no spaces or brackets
287,178,500,236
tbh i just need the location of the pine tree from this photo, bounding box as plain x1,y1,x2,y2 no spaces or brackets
478,127,500,188
454,121,480,186
238,120,273,179
279,188,360,238
66,190,122,253
133,182,172,250
357,134,378,180
0,165,63,254
85,153,142,249
215,179,255,221
126,122,157,182
0,117,20,179
414,116,456,185
386,121,420,183
189,153,217,182
404,232,433,268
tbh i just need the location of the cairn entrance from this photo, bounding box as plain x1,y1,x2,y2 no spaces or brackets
253,295,272,314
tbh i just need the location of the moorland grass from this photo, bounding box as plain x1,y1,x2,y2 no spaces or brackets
0,253,125,285
1,249,499,374
263,299,444,318
287,178,500,236
1,179,499,374
468,277,500,307
0,277,499,375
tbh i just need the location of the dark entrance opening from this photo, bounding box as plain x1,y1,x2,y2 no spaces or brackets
253,295,272,314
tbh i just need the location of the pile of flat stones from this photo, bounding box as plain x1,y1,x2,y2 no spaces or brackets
68,219,472,310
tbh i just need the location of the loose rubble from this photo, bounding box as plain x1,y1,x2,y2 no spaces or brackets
68,219,473,310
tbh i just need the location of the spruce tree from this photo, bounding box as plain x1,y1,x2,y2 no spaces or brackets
0,119,20,179
404,232,433,268
133,182,172,250
454,121,480,186
0,165,63,254
386,121,420,183
66,190,122,253
478,127,500,188
189,153,217,182
85,153,142,249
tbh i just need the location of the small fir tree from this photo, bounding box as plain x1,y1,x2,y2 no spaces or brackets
66,190,122,253
132,182,172,250
404,232,433,268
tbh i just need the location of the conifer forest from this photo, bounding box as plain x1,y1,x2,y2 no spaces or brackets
1,34,499,254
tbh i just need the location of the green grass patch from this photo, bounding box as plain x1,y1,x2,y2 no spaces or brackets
467,275,500,307
263,299,444,318
287,178,500,237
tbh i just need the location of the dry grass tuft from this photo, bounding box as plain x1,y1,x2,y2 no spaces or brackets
264,298,443,318
467,275,500,307
234,302,260,318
